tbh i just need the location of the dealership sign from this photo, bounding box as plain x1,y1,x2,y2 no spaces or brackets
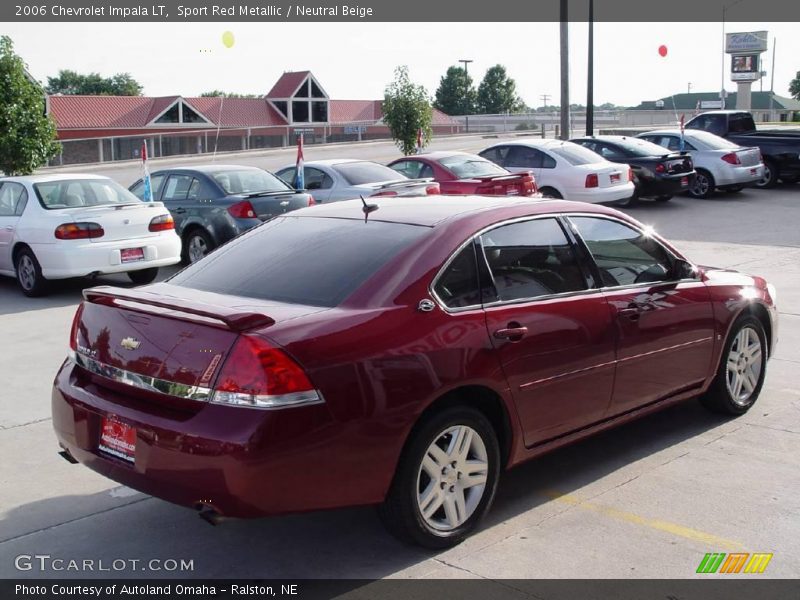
725,31,768,53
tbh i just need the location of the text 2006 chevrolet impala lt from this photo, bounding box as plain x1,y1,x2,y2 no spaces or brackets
52,197,777,548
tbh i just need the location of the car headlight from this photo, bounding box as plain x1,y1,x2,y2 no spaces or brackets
767,283,777,304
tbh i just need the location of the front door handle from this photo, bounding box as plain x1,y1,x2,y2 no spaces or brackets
618,302,648,321
493,325,528,341
3,225,13,231
280,200,290,207
173,207,186,214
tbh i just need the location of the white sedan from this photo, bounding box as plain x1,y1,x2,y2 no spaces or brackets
636,129,764,198
478,139,635,204
0,174,182,296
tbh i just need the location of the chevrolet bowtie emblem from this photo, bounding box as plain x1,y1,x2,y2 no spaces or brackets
120,337,141,351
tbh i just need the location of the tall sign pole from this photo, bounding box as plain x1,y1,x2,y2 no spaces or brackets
559,0,570,140
586,0,594,136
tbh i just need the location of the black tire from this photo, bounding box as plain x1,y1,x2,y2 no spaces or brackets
654,195,672,202
182,229,215,264
688,169,715,199
127,268,159,285
14,247,49,297
378,406,501,549
700,315,767,416
755,159,779,189
779,175,798,184
722,185,744,193
539,187,562,199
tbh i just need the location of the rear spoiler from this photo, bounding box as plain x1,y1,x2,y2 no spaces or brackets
377,178,435,190
474,173,529,183
84,286,275,332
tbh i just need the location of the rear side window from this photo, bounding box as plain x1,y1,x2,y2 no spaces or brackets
0,182,27,216
479,146,511,165
729,113,755,133
170,217,429,307
479,218,587,302
434,243,481,308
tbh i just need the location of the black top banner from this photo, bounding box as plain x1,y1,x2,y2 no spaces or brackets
3,0,800,22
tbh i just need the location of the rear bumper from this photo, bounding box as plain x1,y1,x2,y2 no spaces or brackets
51,359,388,518
36,235,181,279
712,163,764,186
566,182,635,204
637,174,692,197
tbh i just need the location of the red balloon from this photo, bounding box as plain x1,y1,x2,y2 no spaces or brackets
658,45,668,57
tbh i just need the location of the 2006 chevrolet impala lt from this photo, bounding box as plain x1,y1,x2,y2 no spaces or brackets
52,196,777,548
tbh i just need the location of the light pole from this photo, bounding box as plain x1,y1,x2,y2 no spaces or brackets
559,0,569,140
459,59,473,133
586,0,594,136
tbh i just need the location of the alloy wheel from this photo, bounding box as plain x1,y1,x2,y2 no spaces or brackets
18,255,36,291
691,173,710,197
725,326,763,406
416,425,488,531
188,235,208,263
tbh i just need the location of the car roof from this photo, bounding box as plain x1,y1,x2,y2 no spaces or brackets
410,151,477,161
302,159,382,167
287,195,619,227
1,173,111,183
150,164,263,174
483,139,571,149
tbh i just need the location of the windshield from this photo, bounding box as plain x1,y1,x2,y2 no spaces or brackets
170,216,429,307
549,143,604,165
686,130,739,150
211,169,291,195
334,162,408,185
612,138,673,157
34,179,141,210
439,155,508,178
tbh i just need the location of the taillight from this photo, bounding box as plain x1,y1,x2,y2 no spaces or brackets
655,163,666,174
372,190,398,197
54,223,104,240
69,303,85,352
585,174,599,188
307,195,317,206
425,183,441,195
211,335,320,408
148,214,175,232
628,167,634,182
721,152,741,165
524,174,538,195
227,200,257,219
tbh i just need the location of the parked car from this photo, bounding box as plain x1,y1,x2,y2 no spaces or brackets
636,129,764,198
685,110,800,188
570,135,695,204
274,159,440,202
53,196,776,548
387,151,537,197
129,165,314,264
478,139,635,204
0,174,180,296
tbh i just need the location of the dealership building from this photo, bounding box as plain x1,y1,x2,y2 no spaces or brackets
46,71,458,165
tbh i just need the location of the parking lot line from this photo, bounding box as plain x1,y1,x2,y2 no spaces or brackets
544,490,745,551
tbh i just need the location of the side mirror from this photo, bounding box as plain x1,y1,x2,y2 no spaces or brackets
672,259,698,280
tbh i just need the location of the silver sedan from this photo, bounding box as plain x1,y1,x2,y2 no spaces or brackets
274,159,437,203
637,129,764,198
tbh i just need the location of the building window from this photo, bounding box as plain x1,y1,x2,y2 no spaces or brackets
274,101,288,119
310,79,325,99
292,101,310,122
312,101,328,122
182,104,205,123
155,104,180,123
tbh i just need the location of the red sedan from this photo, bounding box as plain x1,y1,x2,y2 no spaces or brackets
53,197,776,548
388,151,537,196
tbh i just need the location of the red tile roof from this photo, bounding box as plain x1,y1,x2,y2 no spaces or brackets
186,97,287,127
266,71,311,98
49,95,154,129
329,100,382,123
146,96,180,122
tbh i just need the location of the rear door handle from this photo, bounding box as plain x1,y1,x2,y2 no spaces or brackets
493,326,528,341
173,208,186,214
3,226,13,231
618,302,648,321
280,200,290,207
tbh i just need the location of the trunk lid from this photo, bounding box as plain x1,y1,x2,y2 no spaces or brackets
59,202,169,243
576,162,630,188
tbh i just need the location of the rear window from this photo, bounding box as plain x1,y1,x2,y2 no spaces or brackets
169,216,428,307
439,155,508,178
210,169,290,195
611,138,672,157
334,162,407,185
34,179,141,210
549,143,603,165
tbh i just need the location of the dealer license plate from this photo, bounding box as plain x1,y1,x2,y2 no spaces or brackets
120,247,145,263
98,417,136,464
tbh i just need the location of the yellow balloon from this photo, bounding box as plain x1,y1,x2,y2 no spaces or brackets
222,31,235,48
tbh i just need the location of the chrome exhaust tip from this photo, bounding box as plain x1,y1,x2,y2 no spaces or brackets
58,449,78,464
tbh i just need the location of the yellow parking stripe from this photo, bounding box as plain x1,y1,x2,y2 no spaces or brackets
544,490,745,552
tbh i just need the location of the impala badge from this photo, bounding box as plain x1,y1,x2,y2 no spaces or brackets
120,337,141,351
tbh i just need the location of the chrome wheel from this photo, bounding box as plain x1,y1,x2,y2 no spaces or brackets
689,171,713,198
416,425,488,532
726,326,763,406
188,235,208,263
17,254,36,291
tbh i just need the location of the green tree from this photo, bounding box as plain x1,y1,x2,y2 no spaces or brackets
46,69,143,95
200,90,260,98
433,66,477,116
790,71,800,100
382,66,433,156
0,36,60,175
476,65,525,114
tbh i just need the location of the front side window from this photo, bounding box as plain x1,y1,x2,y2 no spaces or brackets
479,146,511,166
129,174,165,200
479,218,587,302
162,175,195,201
570,217,674,287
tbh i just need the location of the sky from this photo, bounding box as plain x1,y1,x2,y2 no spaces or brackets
3,21,798,107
